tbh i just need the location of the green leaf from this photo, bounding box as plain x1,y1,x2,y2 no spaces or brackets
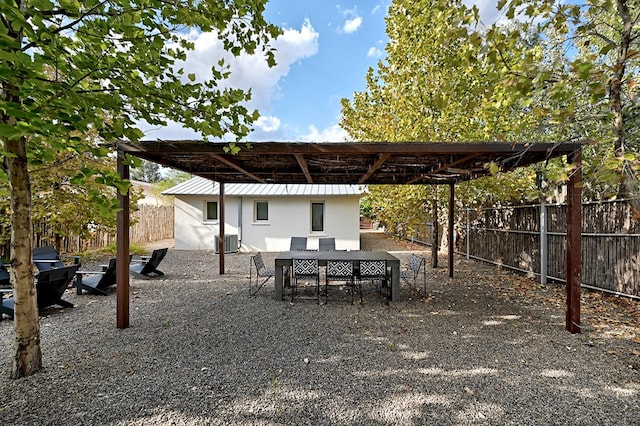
599,44,614,55
29,0,54,9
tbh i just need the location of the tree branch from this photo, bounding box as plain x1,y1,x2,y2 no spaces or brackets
22,0,109,51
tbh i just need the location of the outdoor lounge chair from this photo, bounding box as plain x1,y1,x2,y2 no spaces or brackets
400,253,427,299
129,248,168,279
32,245,81,271
76,257,119,295
0,264,79,320
0,263,9,287
249,252,275,296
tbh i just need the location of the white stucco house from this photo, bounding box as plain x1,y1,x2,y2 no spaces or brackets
162,176,364,252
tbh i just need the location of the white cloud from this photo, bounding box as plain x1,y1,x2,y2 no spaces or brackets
173,19,319,111
255,115,281,133
336,6,363,34
342,16,363,34
371,1,391,16
299,124,350,142
140,20,320,140
141,119,201,140
367,46,382,58
249,122,350,143
247,115,284,141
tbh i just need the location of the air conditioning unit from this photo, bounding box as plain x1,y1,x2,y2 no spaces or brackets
215,234,238,253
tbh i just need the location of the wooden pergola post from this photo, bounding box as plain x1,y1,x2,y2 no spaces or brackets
219,181,225,275
566,150,582,333
116,150,130,329
448,183,454,278
432,188,438,268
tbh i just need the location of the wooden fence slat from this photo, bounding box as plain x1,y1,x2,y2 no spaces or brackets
409,200,640,299
456,201,640,298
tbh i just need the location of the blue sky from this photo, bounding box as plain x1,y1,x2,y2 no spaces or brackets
258,1,390,141
142,1,502,142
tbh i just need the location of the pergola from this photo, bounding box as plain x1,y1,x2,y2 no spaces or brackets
116,141,584,333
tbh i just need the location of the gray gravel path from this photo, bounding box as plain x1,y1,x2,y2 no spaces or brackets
0,232,638,425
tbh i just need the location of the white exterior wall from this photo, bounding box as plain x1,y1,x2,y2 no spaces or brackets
239,195,361,252
173,194,361,252
173,195,239,250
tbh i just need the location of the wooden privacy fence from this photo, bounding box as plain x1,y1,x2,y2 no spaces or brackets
128,204,174,244
1,204,174,259
409,199,640,299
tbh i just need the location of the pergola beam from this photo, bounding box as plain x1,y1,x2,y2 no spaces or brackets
123,140,579,156
294,153,313,184
407,153,480,184
208,153,266,183
359,153,391,184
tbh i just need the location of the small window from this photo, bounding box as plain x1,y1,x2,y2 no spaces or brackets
311,202,324,232
255,201,269,221
205,201,218,221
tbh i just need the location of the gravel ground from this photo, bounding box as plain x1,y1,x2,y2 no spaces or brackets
0,232,639,425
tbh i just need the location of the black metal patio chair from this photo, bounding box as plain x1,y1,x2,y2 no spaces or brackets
319,237,336,251
357,260,390,303
0,263,9,288
400,253,427,299
291,257,320,303
75,256,131,295
249,252,275,296
289,237,308,251
324,260,355,304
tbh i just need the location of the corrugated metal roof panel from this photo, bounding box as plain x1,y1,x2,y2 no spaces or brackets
163,176,365,196
162,176,215,195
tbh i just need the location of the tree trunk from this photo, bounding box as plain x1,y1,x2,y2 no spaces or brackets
613,0,639,211
1,0,42,378
5,135,42,378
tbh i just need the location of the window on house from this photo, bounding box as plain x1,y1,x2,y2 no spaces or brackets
205,201,218,221
311,202,324,232
255,201,269,221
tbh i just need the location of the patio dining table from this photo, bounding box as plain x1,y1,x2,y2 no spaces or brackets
274,250,401,302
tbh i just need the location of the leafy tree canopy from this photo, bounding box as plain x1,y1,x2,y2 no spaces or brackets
1,0,280,378
131,160,162,183
342,0,639,236
0,146,142,254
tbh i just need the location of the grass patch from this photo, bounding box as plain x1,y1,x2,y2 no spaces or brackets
73,243,149,261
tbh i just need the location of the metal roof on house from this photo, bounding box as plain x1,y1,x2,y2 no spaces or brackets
163,175,364,196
